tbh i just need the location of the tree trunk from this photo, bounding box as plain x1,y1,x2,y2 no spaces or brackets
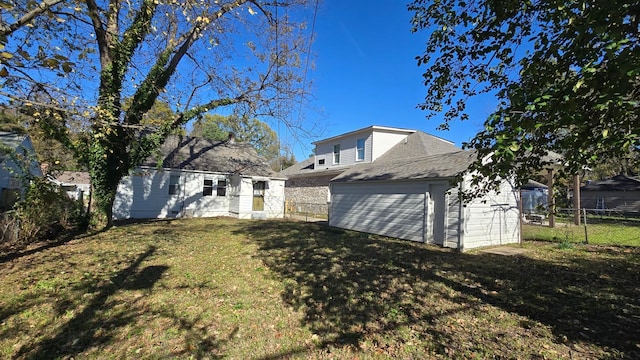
87,134,127,229
89,180,116,229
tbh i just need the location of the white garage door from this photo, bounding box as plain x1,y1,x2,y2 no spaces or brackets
330,181,429,242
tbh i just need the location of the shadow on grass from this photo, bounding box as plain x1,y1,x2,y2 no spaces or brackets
242,220,640,359
0,228,90,264
10,245,224,360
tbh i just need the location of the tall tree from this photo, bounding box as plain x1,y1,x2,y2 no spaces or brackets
1,0,312,227
191,114,280,161
409,1,640,197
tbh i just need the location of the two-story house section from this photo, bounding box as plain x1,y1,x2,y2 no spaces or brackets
279,125,460,217
313,126,415,168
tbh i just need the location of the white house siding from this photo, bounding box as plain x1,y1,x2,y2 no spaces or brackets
314,128,415,168
330,177,520,250
330,181,429,242
315,132,372,167
371,131,412,160
263,179,285,218
460,180,520,250
114,169,183,219
181,172,230,217
235,177,254,219
444,187,463,249
113,168,230,220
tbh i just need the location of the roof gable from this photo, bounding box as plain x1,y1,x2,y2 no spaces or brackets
332,150,476,183
142,136,276,177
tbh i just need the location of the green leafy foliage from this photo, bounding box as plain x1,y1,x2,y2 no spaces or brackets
0,0,312,227
190,114,280,161
13,176,83,242
409,0,640,196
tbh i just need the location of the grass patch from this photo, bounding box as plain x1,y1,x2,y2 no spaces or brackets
1,218,639,359
523,221,640,246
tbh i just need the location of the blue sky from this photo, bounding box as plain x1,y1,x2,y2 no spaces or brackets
283,0,499,160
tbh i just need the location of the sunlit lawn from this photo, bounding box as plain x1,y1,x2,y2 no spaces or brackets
523,220,640,246
1,218,639,359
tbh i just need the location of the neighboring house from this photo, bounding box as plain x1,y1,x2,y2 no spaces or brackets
580,175,640,212
329,151,520,251
521,179,548,214
113,135,286,220
0,131,42,211
279,126,460,214
53,171,91,201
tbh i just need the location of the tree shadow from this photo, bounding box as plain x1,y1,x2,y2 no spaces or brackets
241,220,640,358
0,227,99,264
10,245,226,359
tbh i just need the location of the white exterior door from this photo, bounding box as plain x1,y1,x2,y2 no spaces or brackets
429,183,449,246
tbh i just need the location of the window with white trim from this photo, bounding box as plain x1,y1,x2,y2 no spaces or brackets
217,179,227,196
333,144,340,164
203,179,213,196
168,175,180,195
356,138,365,161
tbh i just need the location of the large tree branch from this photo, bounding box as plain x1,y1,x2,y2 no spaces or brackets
84,0,109,65
0,0,64,38
117,0,156,70
124,0,250,126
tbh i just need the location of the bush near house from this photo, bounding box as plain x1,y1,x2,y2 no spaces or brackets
0,177,83,251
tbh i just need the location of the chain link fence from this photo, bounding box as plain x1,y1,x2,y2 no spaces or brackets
522,208,640,246
284,200,328,222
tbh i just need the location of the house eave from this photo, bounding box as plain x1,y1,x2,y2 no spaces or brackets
312,125,416,145
331,176,458,184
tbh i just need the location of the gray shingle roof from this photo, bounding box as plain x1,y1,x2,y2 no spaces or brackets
279,130,460,177
332,150,476,182
375,130,461,163
55,171,91,185
581,175,640,192
141,136,277,177
277,156,353,177
278,156,315,176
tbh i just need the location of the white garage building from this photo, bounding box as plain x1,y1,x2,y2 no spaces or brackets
329,151,520,251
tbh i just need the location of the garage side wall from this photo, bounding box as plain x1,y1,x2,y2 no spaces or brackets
329,181,429,242
460,179,520,250
444,187,462,249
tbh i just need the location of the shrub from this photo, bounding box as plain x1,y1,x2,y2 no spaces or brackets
1,177,83,248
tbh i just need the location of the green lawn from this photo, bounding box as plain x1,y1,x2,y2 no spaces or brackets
523,220,640,246
1,218,639,359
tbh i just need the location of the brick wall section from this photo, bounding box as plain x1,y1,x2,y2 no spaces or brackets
284,174,335,215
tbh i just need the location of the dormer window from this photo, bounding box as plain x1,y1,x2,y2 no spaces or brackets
333,144,340,164
356,138,365,161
